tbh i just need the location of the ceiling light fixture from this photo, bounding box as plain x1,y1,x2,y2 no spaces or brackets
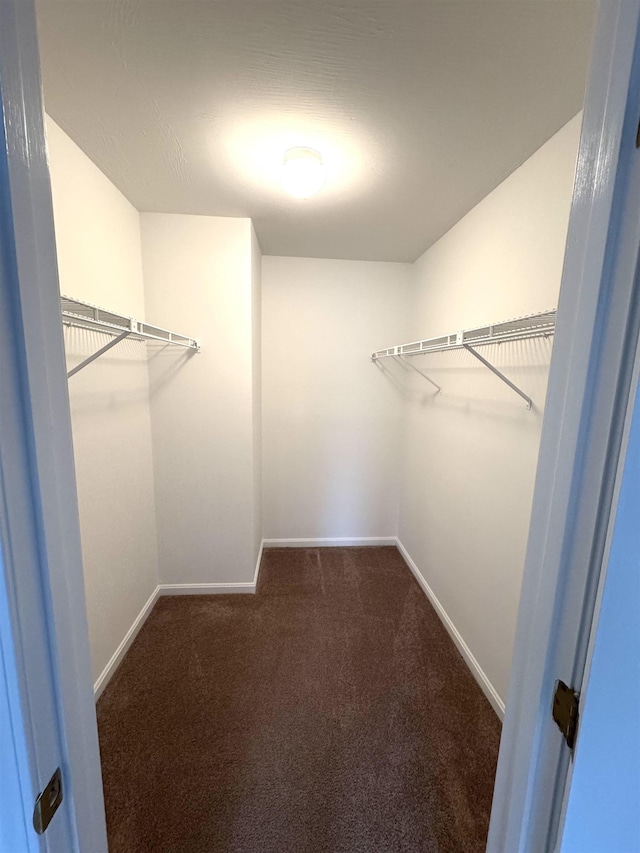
282,146,325,198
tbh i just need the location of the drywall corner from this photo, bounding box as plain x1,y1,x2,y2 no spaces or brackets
141,213,257,586
251,223,263,565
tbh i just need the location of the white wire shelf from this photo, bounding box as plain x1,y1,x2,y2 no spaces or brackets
371,310,556,360
61,295,200,378
371,309,557,409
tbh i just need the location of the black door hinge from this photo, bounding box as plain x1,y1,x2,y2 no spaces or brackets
33,767,63,834
552,680,580,749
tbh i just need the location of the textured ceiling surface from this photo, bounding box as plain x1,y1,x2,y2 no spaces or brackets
36,0,595,262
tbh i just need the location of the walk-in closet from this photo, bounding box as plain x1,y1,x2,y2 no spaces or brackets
33,2,595,850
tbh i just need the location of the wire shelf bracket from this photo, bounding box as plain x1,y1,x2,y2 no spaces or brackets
463,343,532,409
61,295,201,378
371,309,556,408
395,355,441,393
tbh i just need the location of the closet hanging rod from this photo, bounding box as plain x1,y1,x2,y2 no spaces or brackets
371,310,556,409
61,295,200,378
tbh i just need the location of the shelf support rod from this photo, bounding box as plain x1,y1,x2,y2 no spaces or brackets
396,355,441,393
67,330,131,378
463,344,532,409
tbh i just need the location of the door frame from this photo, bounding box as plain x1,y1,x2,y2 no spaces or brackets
2,0,639,850
557,304,640,850
0,1,108,850
489,2,640,850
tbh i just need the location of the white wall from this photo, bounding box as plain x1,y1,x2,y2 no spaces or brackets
262,256,412,541
397,114,582,708
46,117,159,685
46,104,581,711
141,213,260,585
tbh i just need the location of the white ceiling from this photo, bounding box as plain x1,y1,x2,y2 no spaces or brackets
36,1,595,262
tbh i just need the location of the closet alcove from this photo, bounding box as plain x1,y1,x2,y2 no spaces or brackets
35,2,595,850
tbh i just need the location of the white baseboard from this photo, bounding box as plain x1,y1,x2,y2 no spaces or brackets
94,540,502,720
159,540,265,596
94,544,266,700
263,536,397,548
253,539,264,588
158,582,256,595
93,584,160,700
395,538,505,720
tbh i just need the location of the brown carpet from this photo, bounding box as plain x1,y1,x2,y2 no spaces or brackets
97,546,501,853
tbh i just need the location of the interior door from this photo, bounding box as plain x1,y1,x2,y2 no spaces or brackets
0,1,108,850
0,96,75,853
0,363,74,852
559,330,640,851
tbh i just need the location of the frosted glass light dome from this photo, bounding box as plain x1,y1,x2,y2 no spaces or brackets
282,147,325,198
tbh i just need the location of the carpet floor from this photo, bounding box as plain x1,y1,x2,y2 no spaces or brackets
97,546,501,852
